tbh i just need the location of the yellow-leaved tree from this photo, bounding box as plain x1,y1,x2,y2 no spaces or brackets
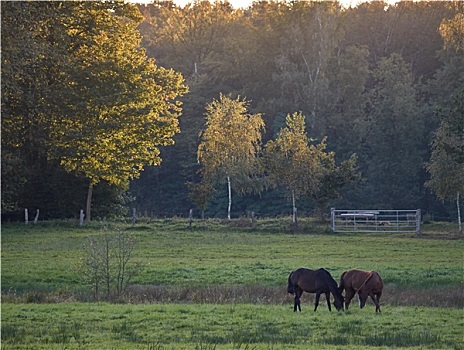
45,2,188,221
264,112,324,224
197,94,265,219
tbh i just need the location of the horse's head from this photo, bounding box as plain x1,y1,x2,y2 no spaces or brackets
334,295,344,311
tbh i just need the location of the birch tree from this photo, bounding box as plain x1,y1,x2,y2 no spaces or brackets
197,94,265,219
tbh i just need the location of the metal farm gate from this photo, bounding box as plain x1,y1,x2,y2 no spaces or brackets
331,209,421,234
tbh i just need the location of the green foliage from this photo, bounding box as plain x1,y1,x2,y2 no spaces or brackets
264,112,359,221
3,1,464,221
1,2,187,220
439,12,464,53
187,181,216,218
198,94,265,183
131,1,463,219
265,112,322,201
426,90,464,202
425,89,464,232
197,94,265,217
360,54,425,208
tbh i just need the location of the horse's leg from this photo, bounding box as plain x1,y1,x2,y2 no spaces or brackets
314,292,321,312
294,289,302,312
377,291,382,312
368,292,381,312
373,292,382,312
325,292,332,312
294,296,302,312
344,289,355,311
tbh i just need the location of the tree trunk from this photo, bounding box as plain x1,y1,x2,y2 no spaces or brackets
457,192,462,233
86,182,93,222
227,176,232,220
292,189,297,225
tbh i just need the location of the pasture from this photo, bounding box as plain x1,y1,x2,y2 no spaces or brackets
1,218,463,349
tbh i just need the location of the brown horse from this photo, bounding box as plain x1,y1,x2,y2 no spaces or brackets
287,268,344,312
338,269,384,312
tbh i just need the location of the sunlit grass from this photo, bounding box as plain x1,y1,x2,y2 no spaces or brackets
2,219,463,293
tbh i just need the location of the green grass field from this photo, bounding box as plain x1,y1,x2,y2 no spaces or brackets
2,218,463,349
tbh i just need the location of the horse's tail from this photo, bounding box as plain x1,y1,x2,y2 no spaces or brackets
287,271,296,294
338,271,347,292
371,271,384,288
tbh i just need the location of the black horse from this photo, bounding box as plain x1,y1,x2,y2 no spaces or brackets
287,268,344,312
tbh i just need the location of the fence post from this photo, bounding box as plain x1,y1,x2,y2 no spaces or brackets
79,209,85,226
34,209,39,224
132,208,137,226
330,208,335,232
251,211,255,228
416,209,421,236
25,208,29,225
188,209,193,228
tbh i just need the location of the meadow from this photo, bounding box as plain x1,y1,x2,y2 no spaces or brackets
1,218,463,349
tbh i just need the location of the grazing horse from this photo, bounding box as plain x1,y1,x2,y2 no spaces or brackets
287,268,344,312
338,269,384,312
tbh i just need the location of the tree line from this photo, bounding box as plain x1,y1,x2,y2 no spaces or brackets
2,1,463,226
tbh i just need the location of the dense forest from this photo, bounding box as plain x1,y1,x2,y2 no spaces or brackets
2,1,463,222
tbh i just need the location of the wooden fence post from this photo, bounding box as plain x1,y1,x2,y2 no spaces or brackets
188,209,193,228
34,209,39,224
132,208,137,226
79,209,85,226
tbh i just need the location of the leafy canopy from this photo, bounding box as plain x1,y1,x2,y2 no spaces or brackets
45,2,189,187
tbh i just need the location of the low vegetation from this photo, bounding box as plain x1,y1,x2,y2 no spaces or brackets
2,218,463,349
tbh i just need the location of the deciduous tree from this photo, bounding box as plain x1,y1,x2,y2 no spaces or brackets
197,94,265,219
426,90,464,233
264,112,324,224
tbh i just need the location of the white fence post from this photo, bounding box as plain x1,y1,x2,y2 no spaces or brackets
189,209,193,228
331,208,335,232
34,209,39,224
25,209,29,225
416,209,421,236
132,208,137,226
79,209,85,226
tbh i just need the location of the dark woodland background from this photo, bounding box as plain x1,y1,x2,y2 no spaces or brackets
2,1,463,221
